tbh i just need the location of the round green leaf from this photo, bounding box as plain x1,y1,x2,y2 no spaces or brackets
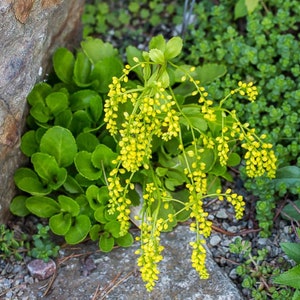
104,220,121,238
45,92,69,116
76,132,99,152
91,144,117,168
65,215,91,244
94,206,106,224
73,51,92,86
89,224,101,241
115,232,134,247
27,82,52,106
26,196,60,218
227,152,241,167
40,126,77,167
10,196,30,217
14,168,52,196
63,175,84,194
49,212,72,235
74,151,102,181
20,130,39,157
53,48,75,84
99,232,114,252
58,195,80,216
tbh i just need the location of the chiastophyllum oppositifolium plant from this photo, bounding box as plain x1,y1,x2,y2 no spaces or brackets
10,35,277,291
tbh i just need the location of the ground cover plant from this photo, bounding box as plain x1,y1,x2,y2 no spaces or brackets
9,34,277,291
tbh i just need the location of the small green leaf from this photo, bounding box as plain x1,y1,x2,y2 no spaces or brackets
26,196,60,218
99,232,114,252
45,92,69,116
86,185,109,210
196,64,227,84
10,196,30,217
89,224,101,241
149,49,165,64
49,212,72,235
53,48,75,84
234,0,248,20
14,168,52,195
275,166,300,187
31,152,67,189
149,35,166,51
40,126,77,167
126,46,143,79
58,195,80,216
30,103,51,123
63,175,84,194
227,153,241,167
20,130,39,157
115,232,134,247
282,200,300,221
73,51,92,86
76,132,99,152
94,206,107,223
81,38,118,64
104,220,121,238
273,265,300,289
69,110,92,136
280,242,300,264
90,57,123,93
245,0,259,13
165,36,183,60
69,89,101,111
74,151,102,180
65,215,91,244
27,82,52,107
91,144,117,168
54,109,73,128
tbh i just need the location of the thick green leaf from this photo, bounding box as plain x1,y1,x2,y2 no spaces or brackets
69,110,92,136
273,265,300,289
149,49,165,64
165,36,183,60
115,232,134,247
104,220,121,238
91,144,117,168
280,242,300,264
282,200,300,221
87,94,103,122
27,82,52,106
63,175,84,194
90,57,123,93
275,166,300,187
149,35,166,51
53,48,75,84
227,153,241,167
89,224,101,241
31,152,67,189
234,0,247,19
94,206,107,223
40,126,77,167
20,130,39,157
45,92,69,116
81,38,118,64
26,196,60,218
73,51,92,86
14,168,52,195
30,103,51,123
10,196,30,217
86,185,102,210
181,106,208,132
65,215,91,244
196,64,227,84
58,195,80,216
69,89,101,111
54,109,73,128
99,232,114,252
74,151,102,180
49,212,72,235
76,132,99,152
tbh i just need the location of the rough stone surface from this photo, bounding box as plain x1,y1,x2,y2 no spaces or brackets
27,259,56,280
0,0,85,224
21,225,243,299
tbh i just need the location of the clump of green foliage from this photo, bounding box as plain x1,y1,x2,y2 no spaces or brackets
82,0,183,52
182,0,300,236
229,237,294,300
10,35,276,291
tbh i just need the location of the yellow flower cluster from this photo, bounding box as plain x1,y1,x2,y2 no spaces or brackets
107,172,132,236
231,81,258,102
218,188,245,220
135,218,164,291
242,132,277,178
216,134,230,166
190,240,209,279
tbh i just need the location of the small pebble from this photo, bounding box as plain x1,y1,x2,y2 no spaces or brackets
210,235,222,246
216,209,228,219
27,259,56,280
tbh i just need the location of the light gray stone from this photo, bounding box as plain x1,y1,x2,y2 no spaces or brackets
27,259,56,280
0,0,84,224
21,225,243,299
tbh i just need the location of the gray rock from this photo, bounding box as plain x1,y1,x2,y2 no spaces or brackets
216,209,228,219
0,0,84,224
210,235,222,246
21,225,243,299
27,259,56,280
